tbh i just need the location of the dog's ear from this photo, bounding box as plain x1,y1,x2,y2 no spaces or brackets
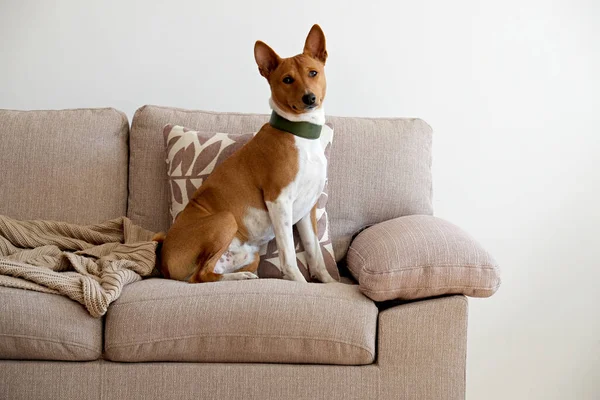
254,41,281,79
303,24,327,64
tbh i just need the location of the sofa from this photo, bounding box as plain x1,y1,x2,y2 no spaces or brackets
0,106,499,400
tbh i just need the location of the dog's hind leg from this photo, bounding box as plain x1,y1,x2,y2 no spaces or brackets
161,207,237,282
237,253,260,274
162,206,260,282
213,241,259,274
199,249,260,282
188,215,260,283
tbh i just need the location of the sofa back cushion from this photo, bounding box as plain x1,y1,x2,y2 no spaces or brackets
128,105,432,260
0,108,129,224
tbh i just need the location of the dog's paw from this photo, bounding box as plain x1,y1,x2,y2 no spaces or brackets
238,272,259,280
282,271,308,283
220,271,259,281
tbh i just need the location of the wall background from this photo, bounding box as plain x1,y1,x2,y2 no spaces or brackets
1,1,598,398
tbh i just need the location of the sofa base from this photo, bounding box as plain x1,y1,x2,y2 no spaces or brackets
0,360,379,400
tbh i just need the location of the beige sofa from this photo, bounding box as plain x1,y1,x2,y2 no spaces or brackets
0,106,482,400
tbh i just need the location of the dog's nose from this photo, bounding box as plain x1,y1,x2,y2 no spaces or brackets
302,93,317,106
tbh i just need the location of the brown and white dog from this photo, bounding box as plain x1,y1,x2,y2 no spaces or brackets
157,25,335,284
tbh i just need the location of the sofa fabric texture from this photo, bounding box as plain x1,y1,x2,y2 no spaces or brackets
0,286,102,361
0,361,381,400
128,105,433,261
347,215,501,301
0,108,129,225
162,124,338,280
378,295,468,400
105,279,377,365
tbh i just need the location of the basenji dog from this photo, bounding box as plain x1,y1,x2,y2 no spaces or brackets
157,24,335,284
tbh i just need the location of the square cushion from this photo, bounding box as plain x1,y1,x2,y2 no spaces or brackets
0,286,102,361
127,106,433,261
0,108,129,224
347,215,501,301
162,124,338,280
105,278,377,365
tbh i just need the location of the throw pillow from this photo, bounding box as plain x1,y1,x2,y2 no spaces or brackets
347,215,501,301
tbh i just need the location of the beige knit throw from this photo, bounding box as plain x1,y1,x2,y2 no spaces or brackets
0,215,157,317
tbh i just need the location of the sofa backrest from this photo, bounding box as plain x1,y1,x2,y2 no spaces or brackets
0,108,129,224
128,105,433,260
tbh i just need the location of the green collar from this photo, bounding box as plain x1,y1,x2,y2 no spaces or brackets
269,111,322,140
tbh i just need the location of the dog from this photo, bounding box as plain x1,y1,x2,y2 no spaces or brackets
157,24,335,284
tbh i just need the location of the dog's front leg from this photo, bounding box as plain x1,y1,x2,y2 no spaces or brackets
296,206,336,283
266,199,307,282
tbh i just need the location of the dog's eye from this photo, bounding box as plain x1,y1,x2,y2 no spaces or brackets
309,70,318,77
283,76,294,84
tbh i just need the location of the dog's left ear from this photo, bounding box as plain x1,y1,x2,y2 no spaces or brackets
303,24,327,64
255,41,281,79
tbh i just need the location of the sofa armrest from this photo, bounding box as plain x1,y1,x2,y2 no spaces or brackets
347,215,500,302
378,295,468,400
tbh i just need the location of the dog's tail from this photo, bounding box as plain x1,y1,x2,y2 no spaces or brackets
152,232,169,278
152,232,167,243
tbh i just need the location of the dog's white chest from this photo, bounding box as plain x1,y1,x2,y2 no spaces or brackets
288,136,327,222
241,135,326,246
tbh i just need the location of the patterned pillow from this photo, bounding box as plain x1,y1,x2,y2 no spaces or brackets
163,124,339,281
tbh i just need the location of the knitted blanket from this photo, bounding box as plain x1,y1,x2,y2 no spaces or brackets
0,215,157,317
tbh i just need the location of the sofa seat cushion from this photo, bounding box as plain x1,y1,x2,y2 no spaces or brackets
105,279,377,365
0,286,103,361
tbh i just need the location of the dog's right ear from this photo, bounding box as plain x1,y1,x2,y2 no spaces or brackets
254,41,281,79
304,24,327,64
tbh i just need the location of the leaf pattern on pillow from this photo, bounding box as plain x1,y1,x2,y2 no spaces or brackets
317,213,327,241
180,144,195,175
185,179,197,200
171,180,183,204
169,147,185,175
163,124,338,281
166,136,180,156
214,133,254,166
191,141,221,176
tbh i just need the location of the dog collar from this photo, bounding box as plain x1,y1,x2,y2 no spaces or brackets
269,111,322,140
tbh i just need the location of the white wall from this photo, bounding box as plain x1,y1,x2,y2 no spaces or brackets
1,0,598,398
